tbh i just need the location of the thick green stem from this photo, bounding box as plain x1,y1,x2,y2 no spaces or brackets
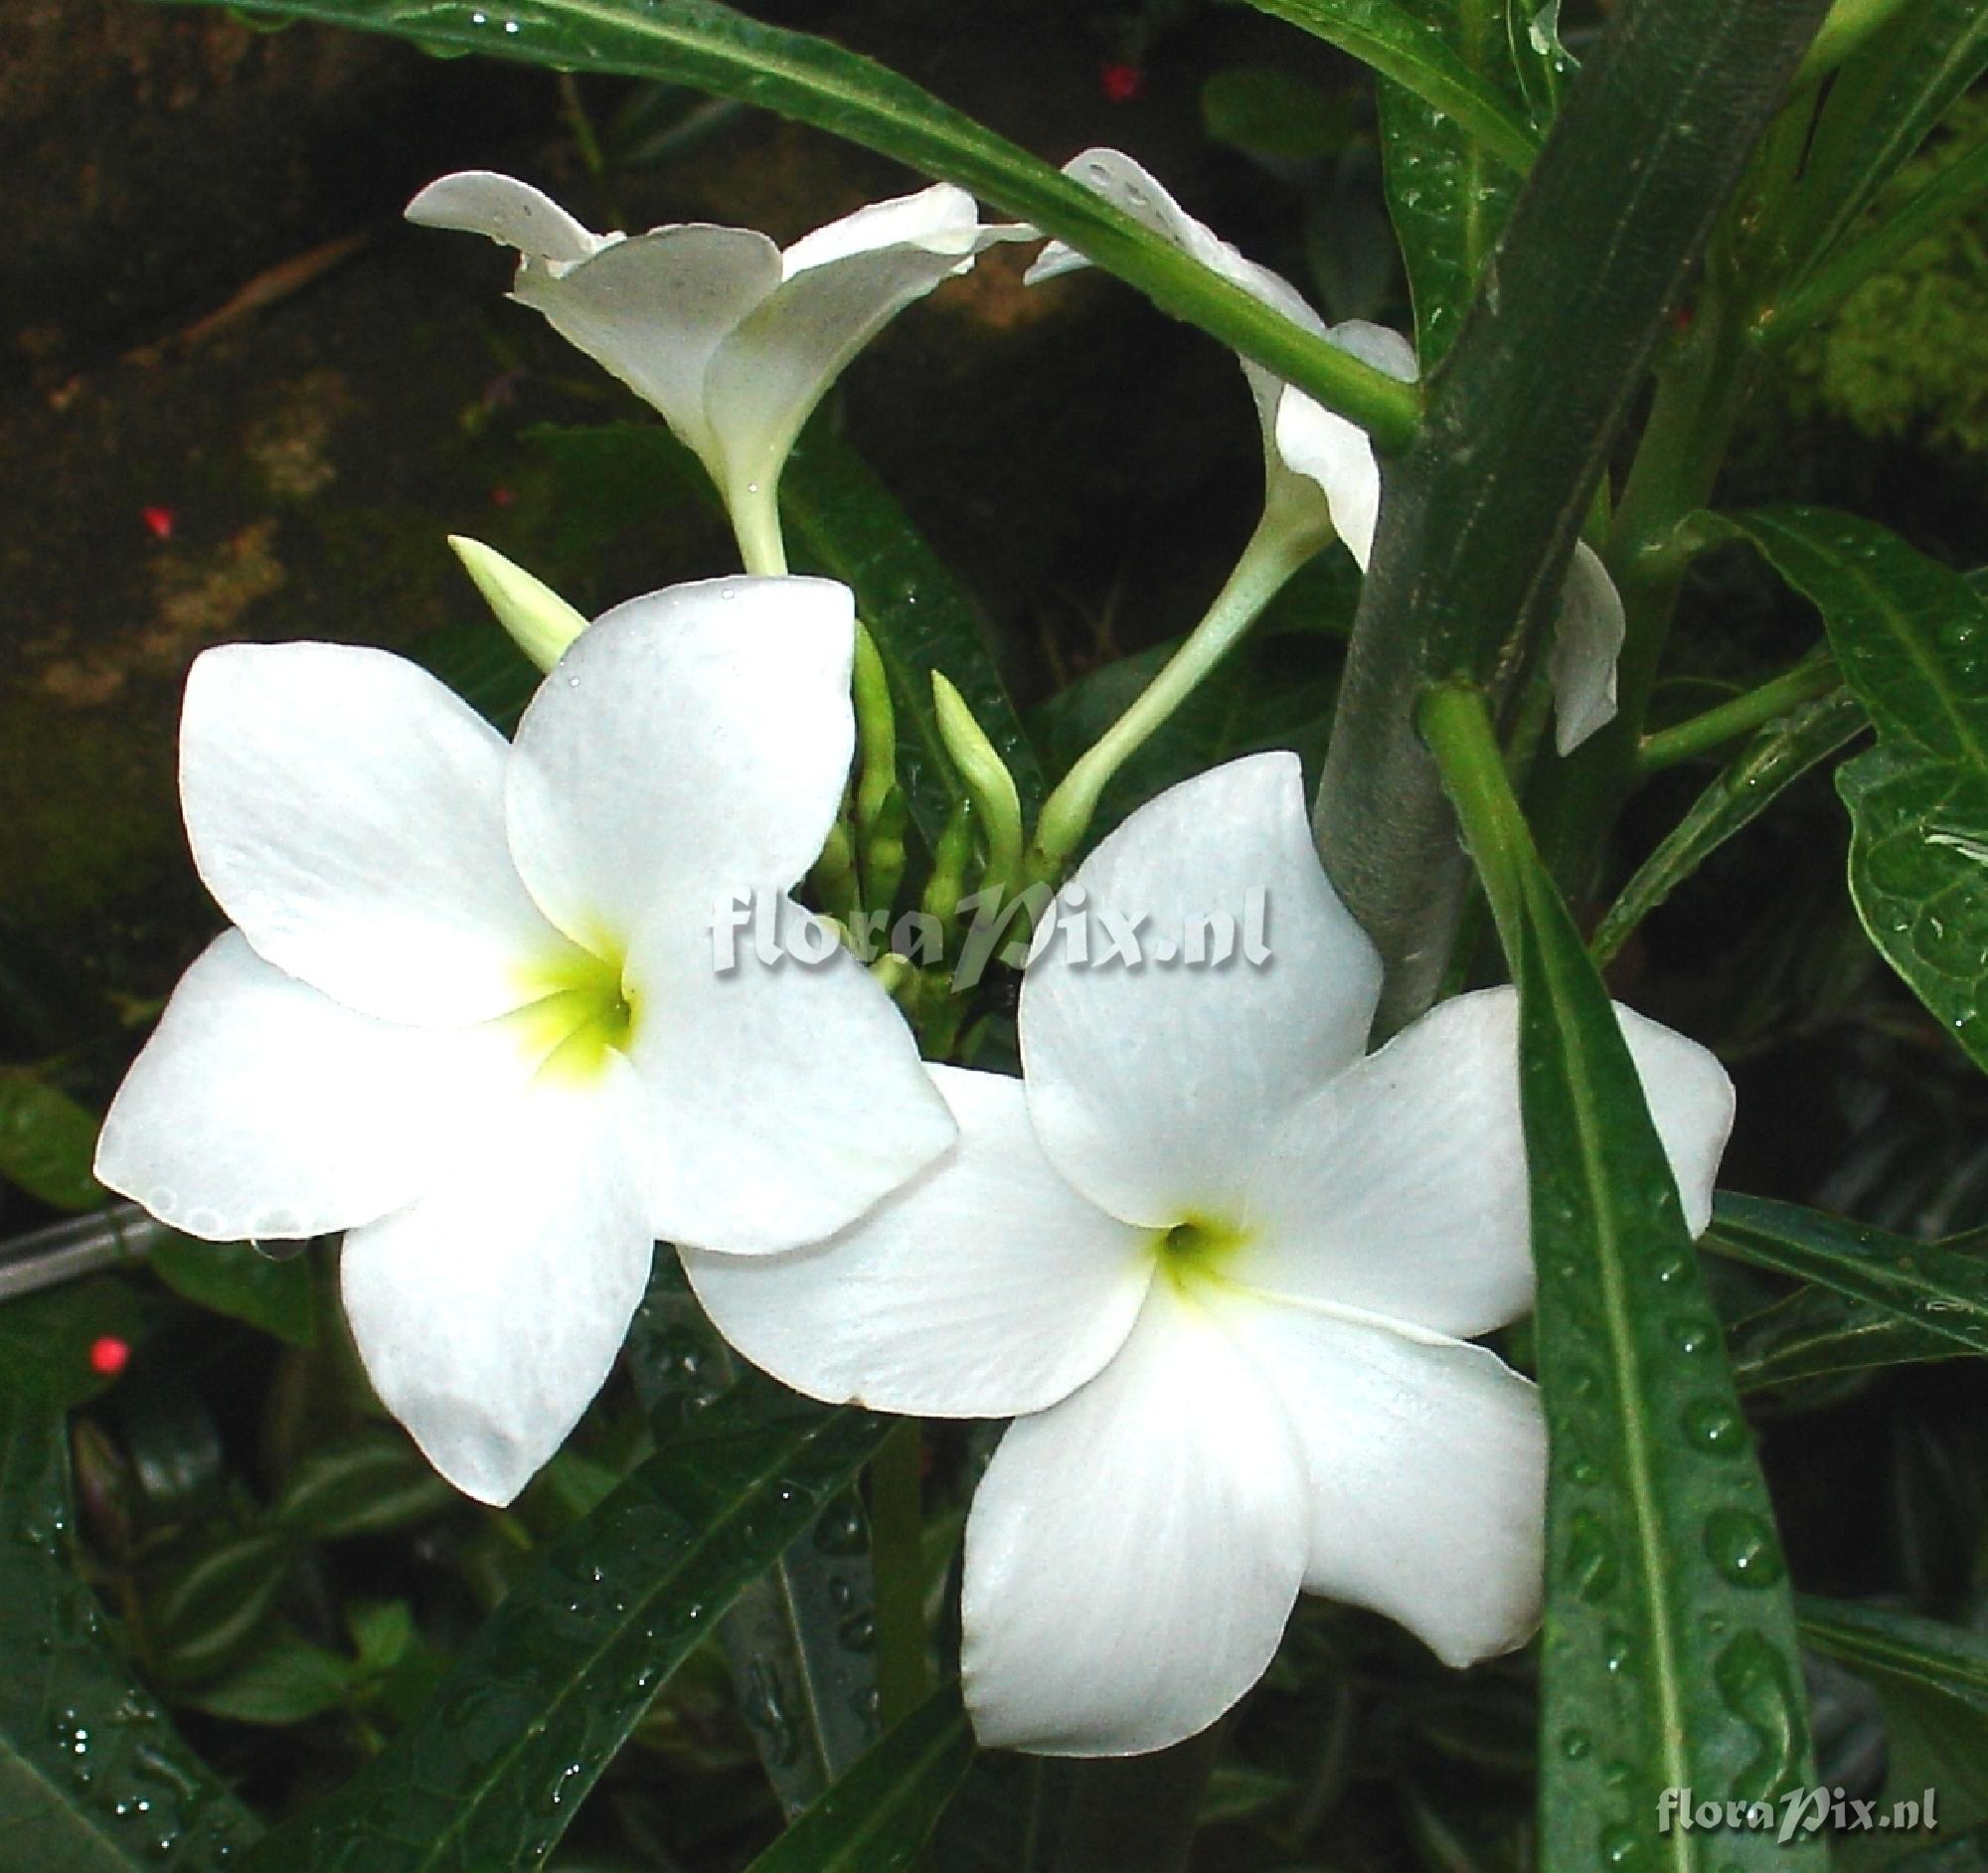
1032,513,1317,876
732,481,789,579
1417,684,1528,952
869,1421,928,1731
1637,652,1840,771
1310,0,1834,1038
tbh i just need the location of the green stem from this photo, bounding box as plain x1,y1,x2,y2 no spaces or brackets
733,481,789,579
1032,513,1315,876
869,1421,928,1730
1416,684,1528,954
852,625,899,837
1637,652,1840,771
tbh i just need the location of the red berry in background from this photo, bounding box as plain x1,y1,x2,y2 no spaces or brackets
88,1335,131,1377
140,505,175,541
1100,62,1145,103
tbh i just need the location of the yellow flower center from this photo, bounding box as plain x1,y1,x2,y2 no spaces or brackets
509,943,637,1083
1151,1214,1247,1294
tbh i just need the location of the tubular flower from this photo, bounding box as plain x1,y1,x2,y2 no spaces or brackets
407,172,1030,573
683,753,1734,1756
1031,148,1625,754
94,578,953,1506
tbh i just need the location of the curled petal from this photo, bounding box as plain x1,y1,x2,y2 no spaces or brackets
1217,1289,1547,1667
94,932,529,1242
1236,987,1734,1335
1550,542,1626,755
1021,753,1381,1227
341,1053,654,1506
683,1065,1149,1416
180,642,578,1026
406,169,611,265
1272,388,1383,570
505,578,855,948
962,1285,1307,1756
780,181,993,273
626,897,954,1253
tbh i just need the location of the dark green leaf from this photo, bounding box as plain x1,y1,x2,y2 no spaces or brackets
1241,0,1540,170
624,1259,878,1816
1201,68,1353,164
147,0,1420,447
148,1237,317,1347
1783,0,1988,293
1703,507,1988,1074
1728,1279,1965,1396
930,1753,1063,1873
240,1380,892,1873
0,1071,107,1212
1708,1192,1988,1366
0,1391,262,1868
0,1279,145,1411
1589,688,1867,967
741,1682,971,1873
177,1624,355,1727
782,426,1043,842
1509,846,1823,1869
272,1424,457,1541
415,616,542,735
145,1529,295,1684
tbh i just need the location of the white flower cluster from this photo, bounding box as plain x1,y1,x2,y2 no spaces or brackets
96,156,1729,1758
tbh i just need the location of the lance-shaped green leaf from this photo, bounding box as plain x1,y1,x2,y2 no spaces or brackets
1708,1192,1988,1362
1781,0,1988,294
157,0,1418,448
623,1258,880,1817
238,1381,893,1873
1240,0,1540,172
1423,682,1822,1873
1729,1279,1967,1396
1375,0,1530,369
0,1071,108,1212
0,1390,263,1870
741,1682,973,1873
1589,687,1868,967
1314,0,1836,1033
1703,506,1988,1074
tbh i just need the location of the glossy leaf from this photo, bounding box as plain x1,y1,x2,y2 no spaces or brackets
240,1378,892,1873
1425,684,1822,1872
1728,1280,1967,1396
148,1237,317,1347
1782,0,1988,294
176,1624,355,1727
0,1279,145,1411
1241,0,1540,171
623,1259,879,1816
1589,687,1869,967
0,1071,107,1213
741,1682,972,1873
0,1391,262,1869
154,0,1419,447
1708,1192,1988,1365
1704,507,1988,1074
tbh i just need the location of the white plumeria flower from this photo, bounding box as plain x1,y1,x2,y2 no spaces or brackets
1031,148,1624,755
407,172,1029,575
94,578,954,1506
683,753,1734,1756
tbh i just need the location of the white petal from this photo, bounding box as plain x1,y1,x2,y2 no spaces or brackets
1021,753,1382,1227
180,643,579,1026
627,897,954,1252
1273,388,1383,569
961,1284,1307,1756
340,1052,653,1506
509,226,782,471
505,578,855,948
1029,149,1326,337
1550,541,1626,755
94,931,530,1242
703,217,1012,505
1214,1290,1546,1667
780,182,986,274
1327,317,1420,386
406,170,612,265
682,1065,1150,1415
1235,987,1734,1334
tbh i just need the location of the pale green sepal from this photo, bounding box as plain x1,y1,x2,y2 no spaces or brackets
931,669,1024,897
449,536,591,673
